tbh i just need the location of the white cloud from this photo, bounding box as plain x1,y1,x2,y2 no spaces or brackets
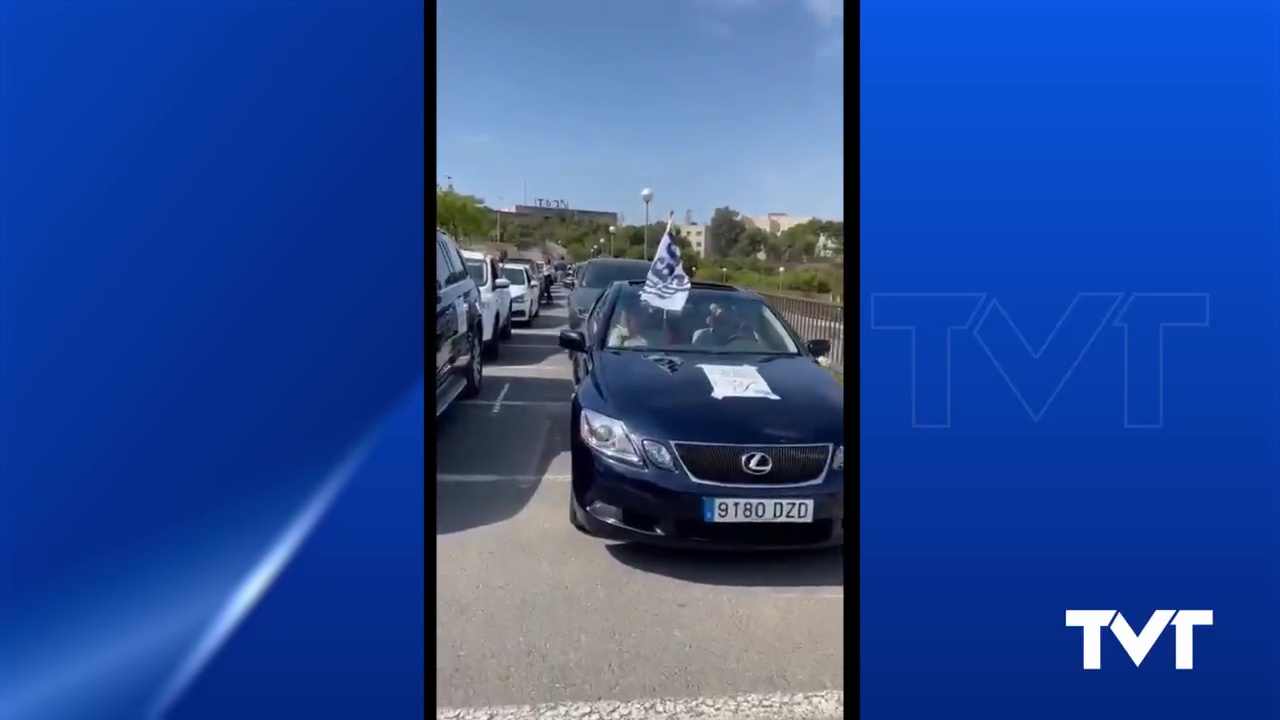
697,0,843,24
803,0,843,25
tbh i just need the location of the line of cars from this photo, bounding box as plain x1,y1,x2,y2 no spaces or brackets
437,245,846,552
434,229,556,417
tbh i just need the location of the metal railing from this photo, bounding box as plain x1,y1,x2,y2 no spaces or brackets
752,290,845,372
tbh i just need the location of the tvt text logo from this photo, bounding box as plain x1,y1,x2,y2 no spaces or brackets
1065,609,1213,670
869,293,1210,428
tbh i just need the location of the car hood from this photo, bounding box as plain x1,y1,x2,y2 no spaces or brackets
585,351,843,445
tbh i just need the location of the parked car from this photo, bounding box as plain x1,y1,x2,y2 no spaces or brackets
565,258,652,332
435,230,484,417
535,260,554,303
559,280,844,549
501,263,540,324
503,257,543,309
461,249,513,360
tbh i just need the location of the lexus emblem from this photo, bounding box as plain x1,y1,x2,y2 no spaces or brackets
741,452,773,475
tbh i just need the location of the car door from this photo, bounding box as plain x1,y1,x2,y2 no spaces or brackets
574,289,610,383
439,237,474,378
448,241,481,358
435,235,459,387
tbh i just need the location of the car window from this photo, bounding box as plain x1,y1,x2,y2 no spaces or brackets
501,266,528,285
451,247,470,284
585,291,610,341
602,286,801,355
435,238,451,290
580,262,650,288
464,258,486,286
437,235,465,284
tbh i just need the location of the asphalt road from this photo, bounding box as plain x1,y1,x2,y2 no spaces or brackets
435,288,845,720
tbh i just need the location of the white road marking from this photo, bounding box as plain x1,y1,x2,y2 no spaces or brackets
486,366,572,377
460,400,569,408
511,327,568,336
502,343,562,349
437,690,843,720
491,382,510,414
437,473,570,483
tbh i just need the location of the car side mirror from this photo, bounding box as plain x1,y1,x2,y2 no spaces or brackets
559,329,587,353
494,278,511,289
806,339,832,358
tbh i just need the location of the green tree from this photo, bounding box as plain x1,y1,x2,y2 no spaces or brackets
706,207,748,258
774,221,823,261
739,226,771,257
436,185,492,240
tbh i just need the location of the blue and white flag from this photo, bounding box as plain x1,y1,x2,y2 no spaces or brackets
639,213,691,312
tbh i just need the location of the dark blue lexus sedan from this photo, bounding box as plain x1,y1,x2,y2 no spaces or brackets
559,280,844,550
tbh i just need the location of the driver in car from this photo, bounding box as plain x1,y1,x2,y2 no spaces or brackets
608,303,667,348
692,302,748,347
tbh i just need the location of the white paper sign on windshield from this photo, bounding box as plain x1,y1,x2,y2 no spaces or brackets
698,364,781,400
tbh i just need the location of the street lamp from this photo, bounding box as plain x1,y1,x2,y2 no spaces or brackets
640,188,654,258
608,225,616,258
778,266,786,292
721,267,728,282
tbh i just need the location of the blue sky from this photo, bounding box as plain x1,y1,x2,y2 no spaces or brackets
437,0,844,224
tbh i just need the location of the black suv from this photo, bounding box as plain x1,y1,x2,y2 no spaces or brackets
435,230,484,417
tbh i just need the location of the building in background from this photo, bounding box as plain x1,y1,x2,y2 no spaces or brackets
743,212,816,235
678,222,710,257
497,204,618,227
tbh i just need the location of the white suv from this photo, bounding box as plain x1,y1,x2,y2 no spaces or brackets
461,250,512,359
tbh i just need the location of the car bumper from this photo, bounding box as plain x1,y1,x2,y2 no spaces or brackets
511,297,533,319
571,438,844,551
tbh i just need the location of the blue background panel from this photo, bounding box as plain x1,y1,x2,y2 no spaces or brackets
860,1,1278,718
0,2,426,719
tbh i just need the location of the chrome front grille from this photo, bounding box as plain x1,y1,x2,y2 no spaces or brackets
671,443,831,486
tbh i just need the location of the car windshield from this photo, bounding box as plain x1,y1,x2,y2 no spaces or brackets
580,262,650,289
464,259,487,285
603,287,802,355
501,266,528,285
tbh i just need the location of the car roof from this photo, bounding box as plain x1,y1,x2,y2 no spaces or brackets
614,278,757,297
586,258,651,268
460,249,489,260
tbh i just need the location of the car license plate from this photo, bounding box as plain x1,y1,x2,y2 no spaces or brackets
702,498,814,523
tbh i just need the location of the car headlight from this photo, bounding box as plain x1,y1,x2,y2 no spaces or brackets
580,409,644,466
831,445,844,470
